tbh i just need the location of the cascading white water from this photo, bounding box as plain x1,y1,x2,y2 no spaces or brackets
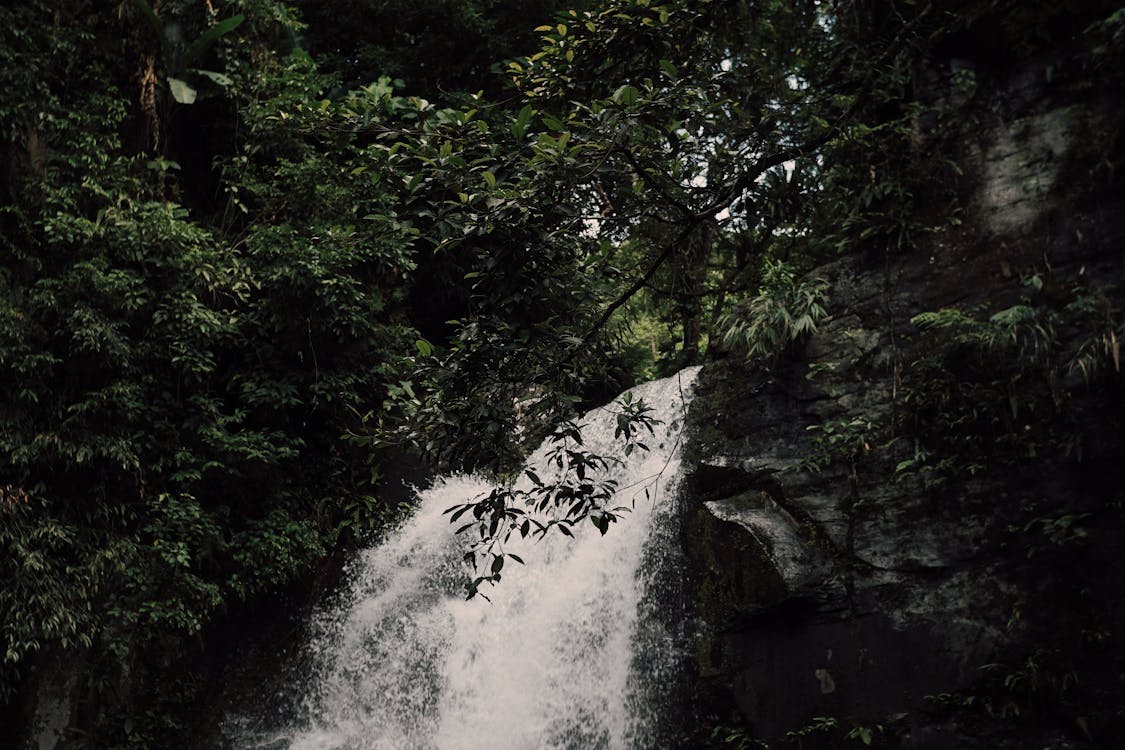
252,367,700,750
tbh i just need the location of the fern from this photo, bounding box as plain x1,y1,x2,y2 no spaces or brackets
719,259,829,365
911,303,1057,366
1065,289,1123,382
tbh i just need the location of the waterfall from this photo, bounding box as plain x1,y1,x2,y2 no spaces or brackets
240,366,701,750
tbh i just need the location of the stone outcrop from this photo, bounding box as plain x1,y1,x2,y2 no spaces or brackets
681,21,1125,749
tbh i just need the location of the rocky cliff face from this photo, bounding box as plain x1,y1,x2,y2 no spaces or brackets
682,19,1125,749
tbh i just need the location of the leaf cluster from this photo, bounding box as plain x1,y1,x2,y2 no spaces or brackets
718,259,829,366
444,392,659,598
894,274,1123,487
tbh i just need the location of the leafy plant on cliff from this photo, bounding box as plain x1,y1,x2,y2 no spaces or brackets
803,416,876,474
718,259,829,366
894,274,1123,487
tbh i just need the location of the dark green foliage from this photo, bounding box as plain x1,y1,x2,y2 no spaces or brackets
717,260,829,366
0,1,419,742
292,0,580,97
895,275,1123,487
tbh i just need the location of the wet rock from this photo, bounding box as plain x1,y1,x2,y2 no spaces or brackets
680,30,1125,748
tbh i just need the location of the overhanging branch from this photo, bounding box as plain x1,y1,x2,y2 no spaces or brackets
562,221,699,364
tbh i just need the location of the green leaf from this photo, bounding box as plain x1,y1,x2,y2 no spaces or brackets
182,14,245,68
541,114,567,132
414,339,433,357
145,158,181,172
511,104,535,141
192,69,233,87
612,84,639,107
168,78,197,104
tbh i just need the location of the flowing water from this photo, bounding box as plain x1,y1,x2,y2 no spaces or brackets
234,367,701,750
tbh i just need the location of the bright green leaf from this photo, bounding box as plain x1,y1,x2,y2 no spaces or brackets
168,78,197,104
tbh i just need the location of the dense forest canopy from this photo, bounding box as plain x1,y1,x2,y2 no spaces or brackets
2,0,1123,746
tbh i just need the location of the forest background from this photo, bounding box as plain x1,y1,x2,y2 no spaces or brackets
2,0,1123,746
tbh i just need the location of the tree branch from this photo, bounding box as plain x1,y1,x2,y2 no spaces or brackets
562,221,699,364
696,1,933,222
